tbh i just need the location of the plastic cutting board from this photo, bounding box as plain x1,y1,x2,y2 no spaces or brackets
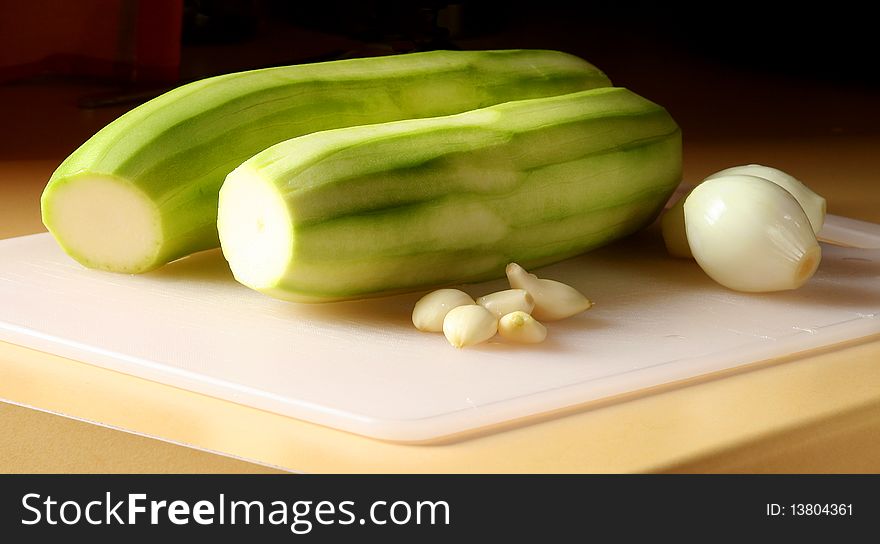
1,223,879,442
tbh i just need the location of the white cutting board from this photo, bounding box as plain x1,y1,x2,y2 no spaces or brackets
1,224,879,442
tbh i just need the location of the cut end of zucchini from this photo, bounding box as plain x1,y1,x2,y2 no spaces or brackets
41,175,163,273
218,168,293,290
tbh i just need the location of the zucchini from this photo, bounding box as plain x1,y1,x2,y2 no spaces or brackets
40,49,610,273
218,87,682,302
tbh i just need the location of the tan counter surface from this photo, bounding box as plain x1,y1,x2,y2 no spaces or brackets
2,43,879,473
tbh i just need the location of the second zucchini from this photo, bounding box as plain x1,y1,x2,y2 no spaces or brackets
218,87,682,302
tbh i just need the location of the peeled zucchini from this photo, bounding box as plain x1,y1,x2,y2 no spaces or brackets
41,49,610,273
218,87,682,302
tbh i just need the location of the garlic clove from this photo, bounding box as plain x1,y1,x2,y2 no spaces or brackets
442,304,498,348
684,175,821,292
476,289,535,318
505,263,592,321
705,164,826,234
412,288,475,332
498,311,547,344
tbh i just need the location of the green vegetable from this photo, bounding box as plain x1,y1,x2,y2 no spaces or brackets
218,87,682,302
41,49,610,273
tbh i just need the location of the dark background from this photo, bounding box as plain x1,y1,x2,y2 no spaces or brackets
181,1,880,142
179,1,878,79
175,1,880,85
3,1,878,141
1,1,878,176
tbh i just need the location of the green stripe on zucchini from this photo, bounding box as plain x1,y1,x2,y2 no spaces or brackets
218,87,682,302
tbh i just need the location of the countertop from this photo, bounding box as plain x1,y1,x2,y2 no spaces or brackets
2,12,879,473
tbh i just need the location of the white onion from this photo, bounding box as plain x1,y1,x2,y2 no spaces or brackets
683,175,821,292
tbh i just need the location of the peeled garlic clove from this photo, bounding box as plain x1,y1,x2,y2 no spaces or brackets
705,164,826,234
684,175,821,292
442,305,498,348
505,263,592,321
412,288,475,332
498,311,547,344
660,192,692,258
476,289,535,318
